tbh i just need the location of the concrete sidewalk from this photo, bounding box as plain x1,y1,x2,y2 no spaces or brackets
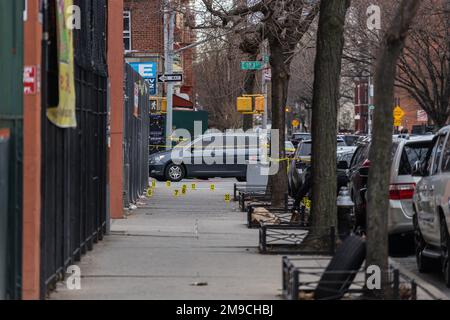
49,179,447,300
50,179,286,300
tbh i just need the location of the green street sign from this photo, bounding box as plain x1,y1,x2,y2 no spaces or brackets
241,61,263,70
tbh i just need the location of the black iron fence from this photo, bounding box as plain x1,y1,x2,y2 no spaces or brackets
123,64,150,207
40,0,108,297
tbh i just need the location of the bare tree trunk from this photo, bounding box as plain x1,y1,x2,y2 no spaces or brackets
268,43,289,206
310,0,350,246
366,0,421,299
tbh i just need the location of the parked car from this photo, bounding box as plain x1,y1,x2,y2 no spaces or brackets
291,132,312,148
149,133,264,182
288,140,311,197
347,135,434,235
285,141,296,158
412,126,450,286
337,147,357,167
288,141,355,198
338,134,361,147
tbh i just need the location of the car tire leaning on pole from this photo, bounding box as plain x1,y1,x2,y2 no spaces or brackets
315,235,366,300
165,163,185,182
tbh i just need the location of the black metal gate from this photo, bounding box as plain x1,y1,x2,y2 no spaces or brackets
40,0,108,297
123,64,150,207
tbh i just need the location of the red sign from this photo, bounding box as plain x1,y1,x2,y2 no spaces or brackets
24,66,37,95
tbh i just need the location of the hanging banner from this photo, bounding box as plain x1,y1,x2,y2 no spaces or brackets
47,0,77,128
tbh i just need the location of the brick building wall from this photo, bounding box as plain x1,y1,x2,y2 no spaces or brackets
395,88,428,132
353,80,427,134
124,0,196,100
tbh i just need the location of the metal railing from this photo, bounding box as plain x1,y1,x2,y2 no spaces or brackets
123,64,150,207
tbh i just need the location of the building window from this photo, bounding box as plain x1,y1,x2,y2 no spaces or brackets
123,11,131,52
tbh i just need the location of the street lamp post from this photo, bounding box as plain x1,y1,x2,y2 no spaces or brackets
164,1,175,149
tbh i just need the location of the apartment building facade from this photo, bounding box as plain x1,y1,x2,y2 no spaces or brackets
123,0,196,106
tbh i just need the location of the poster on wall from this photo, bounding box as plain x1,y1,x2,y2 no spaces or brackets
47,0,77,128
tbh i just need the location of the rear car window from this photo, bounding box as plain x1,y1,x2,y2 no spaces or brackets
398,141,433,175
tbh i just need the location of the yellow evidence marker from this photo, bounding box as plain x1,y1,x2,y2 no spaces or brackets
166,181,171,188
224,194,231,202
191,184,196,190
152,180,157,188
210,184,215,191
147,188,154,198
174,189,180,197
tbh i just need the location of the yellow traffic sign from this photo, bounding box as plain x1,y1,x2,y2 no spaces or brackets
393,106,405,120
292,119,300,128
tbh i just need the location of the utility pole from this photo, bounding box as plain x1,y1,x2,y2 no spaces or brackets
261,41,269,130
164,0,175,149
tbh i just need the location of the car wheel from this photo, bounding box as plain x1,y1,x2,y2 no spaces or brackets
315,235,366,300
414,214,435,273
440,214,450,287
165,163,185,182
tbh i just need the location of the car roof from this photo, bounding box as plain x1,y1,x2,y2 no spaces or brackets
404,135,434,143
437,126,450,135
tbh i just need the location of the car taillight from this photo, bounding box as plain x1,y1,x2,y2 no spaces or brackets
389,183,416,200
362,159,371,168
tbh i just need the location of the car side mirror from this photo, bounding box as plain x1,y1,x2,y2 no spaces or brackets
337,160,349,170
412,161,423,177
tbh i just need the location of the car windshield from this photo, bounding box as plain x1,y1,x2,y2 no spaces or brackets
297,142,312,157
341,135,359,146
337,152,354,166
293,133,311,140
398,141,433,175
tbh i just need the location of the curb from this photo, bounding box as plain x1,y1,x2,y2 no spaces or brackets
389,258,449,300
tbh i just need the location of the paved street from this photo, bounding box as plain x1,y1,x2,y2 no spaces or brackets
50,179,285,300
393,256,450,299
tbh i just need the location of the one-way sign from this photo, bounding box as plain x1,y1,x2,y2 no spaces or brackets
158,74,183,83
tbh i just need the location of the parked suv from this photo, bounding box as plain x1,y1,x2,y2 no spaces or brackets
348,135,434,235
149,133,264,182
412,126,450,287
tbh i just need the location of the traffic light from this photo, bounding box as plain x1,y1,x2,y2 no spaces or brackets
161,98,168,113
254,96,265,113
236,97,253,113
